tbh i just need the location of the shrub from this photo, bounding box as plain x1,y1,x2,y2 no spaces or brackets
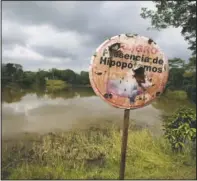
46,80,70,92
163,106,196,152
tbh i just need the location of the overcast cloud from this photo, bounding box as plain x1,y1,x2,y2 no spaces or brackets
2,1,192,72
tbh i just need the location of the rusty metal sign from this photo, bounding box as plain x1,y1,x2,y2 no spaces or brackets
89,34,169,109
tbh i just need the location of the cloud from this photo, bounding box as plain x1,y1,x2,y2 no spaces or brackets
2,21,29,49
2,1,192,72
155,27,192,61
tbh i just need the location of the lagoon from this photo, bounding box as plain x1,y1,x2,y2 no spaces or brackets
2,87,194,138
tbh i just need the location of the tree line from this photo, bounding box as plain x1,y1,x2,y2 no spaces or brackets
2,63,90,90
166,57,196,103
2,54,196,103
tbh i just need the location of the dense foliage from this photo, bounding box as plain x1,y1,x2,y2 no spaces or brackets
2,63,90,90
163,107,196,152
141,1,196,103
166,57,196,103
141,0,196,55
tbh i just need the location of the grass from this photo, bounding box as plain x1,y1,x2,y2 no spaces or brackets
46,79,70,92
165,89,188,101
2,126,196,179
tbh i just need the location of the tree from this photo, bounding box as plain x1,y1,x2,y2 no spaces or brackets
22,71,36,88
141,0,196,55
80,71,90,85
2,63,24,88
75,73,82,84
184,56,196,73
183,56,196,103
166,58,185,90
169,58,185,69
4,63,23,79
62,69,76,84
35,69,48,89
2,64,9,87
163,57,196,103
167,68,185,90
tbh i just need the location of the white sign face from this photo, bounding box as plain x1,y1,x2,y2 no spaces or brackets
89,34,169,109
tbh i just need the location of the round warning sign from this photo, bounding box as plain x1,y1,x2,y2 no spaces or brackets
89,34,169,109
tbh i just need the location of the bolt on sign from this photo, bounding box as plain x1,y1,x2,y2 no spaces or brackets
89,34,169,109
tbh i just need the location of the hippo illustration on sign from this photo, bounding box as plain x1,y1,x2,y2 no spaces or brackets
104,65,154,104
89,34,169,109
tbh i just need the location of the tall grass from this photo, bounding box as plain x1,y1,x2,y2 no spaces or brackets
2,127,196,179
46,79,70,92
165,89,188,101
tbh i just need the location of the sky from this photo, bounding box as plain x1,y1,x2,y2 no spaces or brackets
2,1,192,73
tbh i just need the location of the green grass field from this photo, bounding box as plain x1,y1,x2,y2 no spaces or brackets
2,126,196,179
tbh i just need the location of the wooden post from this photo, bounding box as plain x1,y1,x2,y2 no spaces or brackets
119,109,130,180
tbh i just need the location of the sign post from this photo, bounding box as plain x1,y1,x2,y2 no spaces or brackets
119,109,130,180
89,33,169,180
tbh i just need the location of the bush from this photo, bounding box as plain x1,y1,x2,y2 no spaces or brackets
46,80,70,92
163,106,196,152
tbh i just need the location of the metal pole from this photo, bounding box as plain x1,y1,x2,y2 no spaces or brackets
119,109,130,180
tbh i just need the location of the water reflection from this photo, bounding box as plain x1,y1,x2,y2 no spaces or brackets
2,87,95,103
2,87,195,138
152,94,195,115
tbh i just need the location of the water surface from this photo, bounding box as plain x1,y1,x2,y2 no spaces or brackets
2,88,194,138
